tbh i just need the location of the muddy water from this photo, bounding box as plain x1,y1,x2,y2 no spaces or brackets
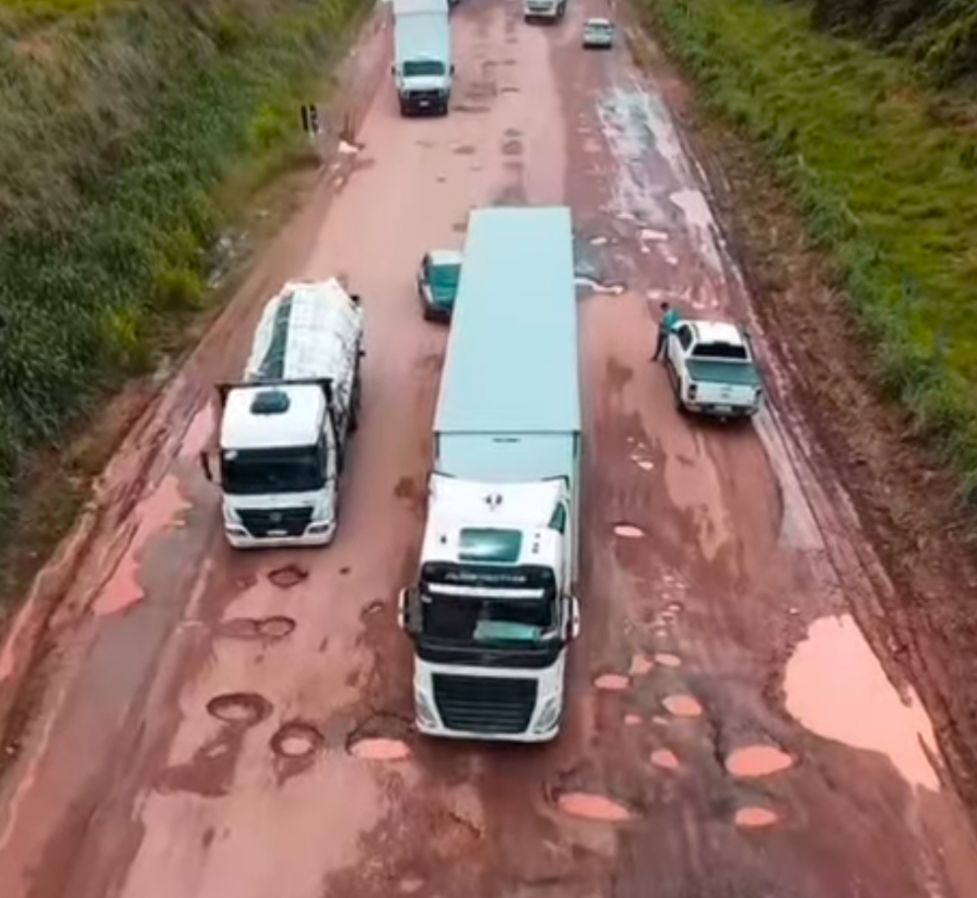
784,614,940,789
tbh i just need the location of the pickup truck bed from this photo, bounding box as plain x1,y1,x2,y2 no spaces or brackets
686,358,760,387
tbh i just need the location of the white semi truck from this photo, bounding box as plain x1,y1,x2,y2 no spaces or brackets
392,0,454,116
202,279,364,548
398,207,582,742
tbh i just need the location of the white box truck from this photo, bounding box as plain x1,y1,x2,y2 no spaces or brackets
398,207,582,742
392,0,454,116
202,279,364,548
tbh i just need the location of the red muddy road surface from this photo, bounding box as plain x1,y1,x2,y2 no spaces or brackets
1,1,977,896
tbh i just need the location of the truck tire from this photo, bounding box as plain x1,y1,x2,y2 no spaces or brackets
399,98,410,117
349,369,362,433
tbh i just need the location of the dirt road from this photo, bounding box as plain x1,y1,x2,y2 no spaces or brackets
1,1,976,896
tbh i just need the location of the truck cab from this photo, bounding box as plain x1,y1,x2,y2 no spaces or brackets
218,382,342,546
392,0,454,115
665,319,763,418
399,476,580,740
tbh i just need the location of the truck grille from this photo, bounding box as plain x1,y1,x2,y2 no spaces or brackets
409,90,441,105
238,507,312,538
432,674,537,734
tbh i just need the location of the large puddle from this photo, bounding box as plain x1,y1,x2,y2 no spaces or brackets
784,614,939,789
725,745,793,778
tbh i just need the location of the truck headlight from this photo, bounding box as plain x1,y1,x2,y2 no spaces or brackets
688,383,698,401
533,695,561,734
754,388,763,405
415,689,438,727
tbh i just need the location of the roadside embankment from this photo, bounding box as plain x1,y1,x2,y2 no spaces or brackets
0,0,364,594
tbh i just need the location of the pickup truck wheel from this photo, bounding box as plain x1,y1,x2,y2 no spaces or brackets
399,98,409,117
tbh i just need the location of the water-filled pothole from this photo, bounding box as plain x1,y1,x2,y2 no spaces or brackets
218,616,295,641
267,563,308,589
556,791,633,822
654,652,682,668
594,673,630,691
270,721,323,758
345,711,413,761
650,748,680,770
734,806,779,829
724,745,793,778
349,738,411,761
206,693,272,726
662,694,703,718
613,523,645,539
629,654,654,676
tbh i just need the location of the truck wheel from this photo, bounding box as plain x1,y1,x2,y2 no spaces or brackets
349,374,361,433
399,98,409,117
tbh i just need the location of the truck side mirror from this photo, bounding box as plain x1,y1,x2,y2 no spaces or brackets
199,450,215,484
450,64,456,75
568,595,581,640
390,64,396,76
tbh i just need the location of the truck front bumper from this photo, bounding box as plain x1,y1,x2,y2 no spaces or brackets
224,519,337,549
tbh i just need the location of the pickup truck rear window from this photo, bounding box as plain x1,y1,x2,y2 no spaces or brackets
692,342,748,360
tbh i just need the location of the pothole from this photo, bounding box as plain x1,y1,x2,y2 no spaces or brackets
270,721,323,758
725,745,793,778
661,694,703,718
650,748,680,770
345,711,413,761
349,737,411,761
267,563,308,589
206,693,272,725
556,792,633,822
594,673,630,691
218,616,295,641
362,600,384,617
625,713,642,726
734,806,779,829
654,652,682,668
613,523,645,539
629,654,654,676
258,616,296,639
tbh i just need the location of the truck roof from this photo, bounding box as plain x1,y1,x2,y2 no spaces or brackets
688,320,746,347
434,207,581,436
393,0,447,14
394,13,451,66
220,384,325,451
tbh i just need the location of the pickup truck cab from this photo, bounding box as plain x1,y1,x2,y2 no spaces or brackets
665,319,762,418
417,250,462,321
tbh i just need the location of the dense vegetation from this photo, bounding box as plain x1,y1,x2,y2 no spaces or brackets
0,0,361,530
811,0,977,86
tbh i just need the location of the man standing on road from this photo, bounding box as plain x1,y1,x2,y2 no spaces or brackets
653,300,680,361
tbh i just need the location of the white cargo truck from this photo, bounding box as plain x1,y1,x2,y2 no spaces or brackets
392,0,454,116
202,279,364,548
398,207,582,742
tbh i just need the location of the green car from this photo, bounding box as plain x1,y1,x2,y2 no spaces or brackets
417,250,462,321
582,17,615,49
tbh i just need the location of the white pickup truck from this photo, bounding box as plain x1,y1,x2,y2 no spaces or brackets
664,319,763,418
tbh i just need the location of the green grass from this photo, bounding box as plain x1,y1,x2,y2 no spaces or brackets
640,0,977,502
0,0,364,536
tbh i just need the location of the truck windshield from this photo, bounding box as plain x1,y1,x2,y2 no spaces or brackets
220,445,325,495
404,59,446,77
421,593,556,644
691,342,749,360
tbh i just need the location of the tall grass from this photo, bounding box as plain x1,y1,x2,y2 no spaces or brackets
640,0,977,503
0,0,363,532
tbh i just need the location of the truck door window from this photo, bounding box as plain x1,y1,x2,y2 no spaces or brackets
548,502,567,534
678,326,693,351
